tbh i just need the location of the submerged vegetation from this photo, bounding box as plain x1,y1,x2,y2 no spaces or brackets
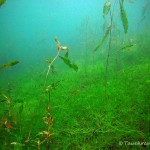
0,0,6,7
0,61,19,70
0,0,150,149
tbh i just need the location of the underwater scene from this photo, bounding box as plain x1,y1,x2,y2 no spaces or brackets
0,0,150,149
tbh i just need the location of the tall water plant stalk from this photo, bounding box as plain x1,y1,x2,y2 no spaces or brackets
94,0,129,98
104,0,117,97
24,37,78,149
44,50,61,87
44,37,78,111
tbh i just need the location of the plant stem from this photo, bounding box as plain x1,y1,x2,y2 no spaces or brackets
44,49,61,87
104,12,112,98
104,0,117,98
47,91,51,112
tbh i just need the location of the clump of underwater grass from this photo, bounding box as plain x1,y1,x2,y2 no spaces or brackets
9,37,78,149
23,38,76,149
0,36,78,149
0,61,20,148
24,37,78,149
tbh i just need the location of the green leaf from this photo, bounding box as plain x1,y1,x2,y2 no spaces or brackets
121,44,136,50
47,80,62,91
0,60,19,70
103,1,111,18
0,0,6,6
94,25,111,52
119,0,128,34
59,52,78,71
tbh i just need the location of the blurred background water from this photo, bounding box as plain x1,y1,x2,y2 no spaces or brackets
0,0,149,72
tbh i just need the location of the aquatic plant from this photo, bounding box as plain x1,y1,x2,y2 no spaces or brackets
59,52,78,72
24,37,78,149
0,91,17,148
0,60,20,147
94,0,129,52
0,0,149,149
0,60,19,70
94,24,111,52
0,61,19,132
119,0,128,34
103,1,111,18
0,36,78,149
93,0,130,98
0,0,6,6
44,37,78,87
43,37,78,126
